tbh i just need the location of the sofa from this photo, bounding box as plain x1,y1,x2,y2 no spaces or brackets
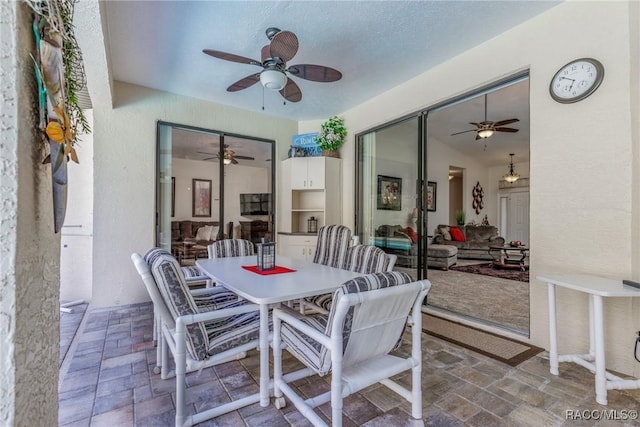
370,224,417,267
431,224,505,260
171,220,233,247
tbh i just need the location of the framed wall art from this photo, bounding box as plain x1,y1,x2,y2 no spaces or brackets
377,175,402,211
426,181,437,212
192,178,212,217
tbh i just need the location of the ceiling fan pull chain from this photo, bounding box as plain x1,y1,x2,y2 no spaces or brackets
262,85,265,110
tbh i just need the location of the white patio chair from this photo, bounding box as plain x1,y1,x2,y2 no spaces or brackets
304,244,394,315
142,248,240,373
272,271,431,427
131,251,262,427
207,238,255,258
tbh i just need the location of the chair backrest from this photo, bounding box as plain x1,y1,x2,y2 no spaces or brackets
313,224,351,268
341,244,390,273
132,249,210,361
208,239,255,258
385,254,397,271
318,271,430,374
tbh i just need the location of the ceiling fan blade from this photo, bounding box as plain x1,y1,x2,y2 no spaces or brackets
494,127,520,133
280,78,302,102
227,74,261,92
469,122,481,126
270,30,298,62
203,49,261,66
197,151,218,156
287,64,342,82
231,158,239,165
202,156,218,161
493,118,520,127
234,155,255,160
450,129,476,136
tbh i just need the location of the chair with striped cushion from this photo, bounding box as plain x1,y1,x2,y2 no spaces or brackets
304,244,393,314
312,224,352,268
272,272,431,427
131,251,262,427
207,238,255,258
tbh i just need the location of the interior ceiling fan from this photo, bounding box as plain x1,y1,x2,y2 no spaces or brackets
197,145,255,165
203,27,342,103
450,94,520,140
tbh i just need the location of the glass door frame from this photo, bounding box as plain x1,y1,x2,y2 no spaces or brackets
155,120,276,248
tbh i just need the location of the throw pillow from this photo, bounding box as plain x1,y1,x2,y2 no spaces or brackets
195,225,212,241
450,227,465,242
209,226,220,240
405,226,418,244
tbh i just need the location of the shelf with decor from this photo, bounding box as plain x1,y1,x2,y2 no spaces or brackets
278,157,342,256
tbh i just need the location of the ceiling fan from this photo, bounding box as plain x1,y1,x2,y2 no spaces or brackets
203,27,342,103
450,94,520,140
197,145,255,165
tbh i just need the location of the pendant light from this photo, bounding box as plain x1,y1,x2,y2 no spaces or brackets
503,153,520,183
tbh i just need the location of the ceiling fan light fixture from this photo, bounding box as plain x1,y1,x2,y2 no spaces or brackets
260,69,287,90
503,153,520,183
477,128,494,139
223,157,232,165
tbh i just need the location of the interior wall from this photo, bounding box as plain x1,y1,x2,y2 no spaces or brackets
172,158,269,227
0,2,59,424
302,1,638,376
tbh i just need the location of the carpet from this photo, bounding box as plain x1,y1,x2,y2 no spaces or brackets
450,262,528,282
422,313,542,366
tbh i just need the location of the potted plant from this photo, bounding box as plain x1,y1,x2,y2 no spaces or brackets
455,209,466,226
317,116,347,158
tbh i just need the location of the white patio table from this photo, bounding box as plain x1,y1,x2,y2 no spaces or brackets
196,255,362,408
537,274,640,405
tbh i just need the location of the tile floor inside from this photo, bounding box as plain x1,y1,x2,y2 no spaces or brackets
59,302,640,426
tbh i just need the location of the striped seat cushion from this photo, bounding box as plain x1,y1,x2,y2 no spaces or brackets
341,244,390,273
312,225,351,268
279,313,329,374
149,252,209,361
208,239,255,258
305,245,389,313
288,271,413,375
181,265,209,282
145,247,260,360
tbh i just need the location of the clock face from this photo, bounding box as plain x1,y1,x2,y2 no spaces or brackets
549,58,604,103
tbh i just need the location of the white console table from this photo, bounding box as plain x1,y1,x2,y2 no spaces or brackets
537,274,640,405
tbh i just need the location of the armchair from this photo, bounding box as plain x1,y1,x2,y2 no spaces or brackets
272,271,431,427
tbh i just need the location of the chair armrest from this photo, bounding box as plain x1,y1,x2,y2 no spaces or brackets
190,287,231,297
273,306,331,349
177,301,260,327
432,235,444,244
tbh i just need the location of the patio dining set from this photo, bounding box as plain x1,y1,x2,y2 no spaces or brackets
132,224,432,427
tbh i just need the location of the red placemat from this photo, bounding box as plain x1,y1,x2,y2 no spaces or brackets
242,265,296,275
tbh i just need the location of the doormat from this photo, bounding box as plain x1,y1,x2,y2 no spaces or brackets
450,262,528,282
422,313,542,366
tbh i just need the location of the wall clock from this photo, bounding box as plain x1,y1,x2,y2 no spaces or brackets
549,58,604,103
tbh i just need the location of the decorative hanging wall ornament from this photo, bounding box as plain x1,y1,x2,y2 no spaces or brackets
472,181,484,214
27,0,91,233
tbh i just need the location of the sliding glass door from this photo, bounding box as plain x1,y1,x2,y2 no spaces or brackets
356,116,424,279
156,122,275,264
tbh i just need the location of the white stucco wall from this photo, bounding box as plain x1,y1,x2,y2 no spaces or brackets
306,1,638,376
1,2,60,425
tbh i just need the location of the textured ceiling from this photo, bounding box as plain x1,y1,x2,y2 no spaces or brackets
104,0,560,121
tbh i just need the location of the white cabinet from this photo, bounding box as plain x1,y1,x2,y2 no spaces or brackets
278,234,317,261
290,157,326,189
278,157,341,257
